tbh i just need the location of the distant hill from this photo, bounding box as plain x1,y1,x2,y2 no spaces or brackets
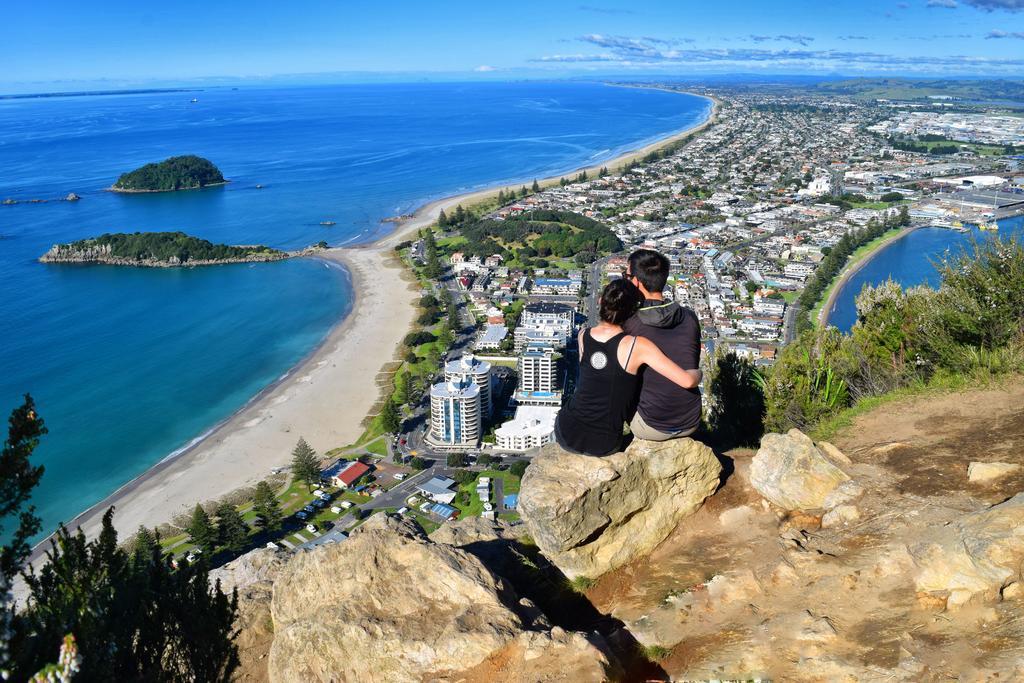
812,77,1024,102
112,155,225,192
40,231,286,267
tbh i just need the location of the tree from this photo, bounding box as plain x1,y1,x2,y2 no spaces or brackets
437,209,448,228
215,503,249,554
0,394,46,672
509,460,528,478
380,399,401,434
451,469,476,485
252,481,283,532
446,453,467,467
708,352,766,449
531,179,540,192
290,437,320,489
409,457,428,471
12,509,239,681
476,454,495,467
186,504,216,554
128,526,161,568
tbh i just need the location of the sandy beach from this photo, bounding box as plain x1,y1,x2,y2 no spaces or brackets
41,89,719,549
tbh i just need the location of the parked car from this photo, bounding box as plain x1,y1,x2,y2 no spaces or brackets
185,549,202,564
303,504,315,513
311,489,324,498
312,499,326,509
340,501,353,509
296,510,309,520
266,542,279,550
316,491,331,501
306,523,318,534
330,505,343,514
393,473,407,481
397,506,409,515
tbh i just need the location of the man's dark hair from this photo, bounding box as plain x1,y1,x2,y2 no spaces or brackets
628,249,670,295
599,279,642,325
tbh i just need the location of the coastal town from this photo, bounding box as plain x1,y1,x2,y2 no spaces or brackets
21,84,1024,572
187,83,1024,561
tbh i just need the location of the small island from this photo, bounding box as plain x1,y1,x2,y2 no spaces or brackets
39,231,291,267
111,155,226,192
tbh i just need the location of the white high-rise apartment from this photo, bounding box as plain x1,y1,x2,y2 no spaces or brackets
518,345,559,394
428,379,481,447
444,354,492,418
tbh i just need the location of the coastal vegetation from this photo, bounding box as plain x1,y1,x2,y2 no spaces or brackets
40,231,285,266
0,396,239,681
795,205,910,333
112,155,225,192
762,236,1024,434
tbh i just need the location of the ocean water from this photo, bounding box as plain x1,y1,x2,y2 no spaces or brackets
827,214,1024,332
0,81,711,539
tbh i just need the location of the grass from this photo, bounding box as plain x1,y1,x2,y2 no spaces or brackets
810,226,906,326
641,645,672,662
479,468,521,494
364,438,388,457
781,290,798,303
810,368,1024,442
408,510,440,534
569,576,595,593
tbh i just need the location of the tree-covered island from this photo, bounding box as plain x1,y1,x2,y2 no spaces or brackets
111,155,226,192
39,231,291,267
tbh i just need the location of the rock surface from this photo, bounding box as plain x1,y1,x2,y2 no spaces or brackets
260,514,613,682
749,429,850,510
911,492,1024,609
518,437,721,579
967,461,1021,483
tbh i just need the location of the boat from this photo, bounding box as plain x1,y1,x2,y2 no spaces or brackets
190,98,198,103
319,221,336,226
979,221,998,232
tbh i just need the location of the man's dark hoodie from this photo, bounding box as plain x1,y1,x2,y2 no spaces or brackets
623,299,702,432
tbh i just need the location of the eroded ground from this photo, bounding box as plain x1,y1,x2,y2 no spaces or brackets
586,382,1024,681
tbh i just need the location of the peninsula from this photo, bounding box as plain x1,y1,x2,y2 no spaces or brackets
39,231,290,267
111,155,226,192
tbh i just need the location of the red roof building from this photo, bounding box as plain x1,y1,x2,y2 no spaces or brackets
334,461,370,489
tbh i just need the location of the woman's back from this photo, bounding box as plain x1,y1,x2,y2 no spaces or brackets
555,328,639,456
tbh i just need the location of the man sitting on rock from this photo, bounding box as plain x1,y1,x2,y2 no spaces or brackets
623,248,703,441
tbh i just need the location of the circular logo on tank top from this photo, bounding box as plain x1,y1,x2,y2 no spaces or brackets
590,351,608,370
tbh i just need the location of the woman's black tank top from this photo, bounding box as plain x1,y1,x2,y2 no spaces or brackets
555,329,640,456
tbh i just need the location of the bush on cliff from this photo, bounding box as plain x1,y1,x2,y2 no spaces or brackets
761,237,1024,433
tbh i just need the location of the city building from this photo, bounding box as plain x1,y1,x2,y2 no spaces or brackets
444,354,492,418
427,378,481,448
495,405,559,452
474,323,508,351
521,302,574,328
518,345,560,394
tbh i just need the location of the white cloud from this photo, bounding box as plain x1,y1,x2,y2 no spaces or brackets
473,65,497,72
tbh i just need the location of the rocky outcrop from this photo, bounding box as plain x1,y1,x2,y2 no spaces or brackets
209,548,288,682
911,492,1024,609
38,242,294,267
518,437,721,579
968,461,1021,483
261,514,614,682
749,429,850,511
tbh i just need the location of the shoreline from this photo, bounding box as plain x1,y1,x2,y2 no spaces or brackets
818,225,921,328
106,180,230,194
34,87,719,554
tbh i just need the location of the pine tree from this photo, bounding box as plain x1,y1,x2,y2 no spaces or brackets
252,481,283,532
531,178,540,192
128,525,161,567
290,437,320,489
215,503,249,553
0,395,46,673
437,209,448,228
559,177,568,187
453,204,466,223
380,399,401,434
186,504,216,553
497,189,505,203
519,186,528,198
12,509,239,681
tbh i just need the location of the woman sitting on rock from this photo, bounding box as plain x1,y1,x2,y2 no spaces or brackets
554,279,703,457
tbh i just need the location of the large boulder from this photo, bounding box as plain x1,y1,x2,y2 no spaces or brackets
749,429,850,511
912,492,1024,609
518,437,721,579
266,514,613,682
209,548,288,682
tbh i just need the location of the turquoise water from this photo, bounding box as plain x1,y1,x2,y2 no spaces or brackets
827,214,1024,332
0,82,711,539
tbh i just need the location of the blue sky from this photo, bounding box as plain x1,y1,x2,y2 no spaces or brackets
3,0,1024,91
